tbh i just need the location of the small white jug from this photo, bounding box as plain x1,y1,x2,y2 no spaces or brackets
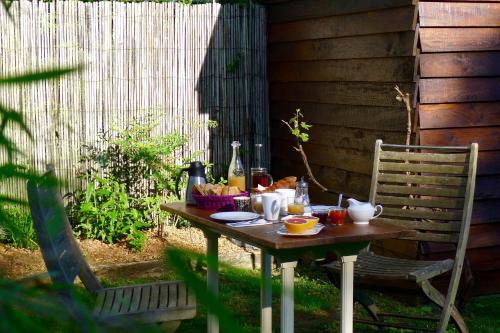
347,198,383,225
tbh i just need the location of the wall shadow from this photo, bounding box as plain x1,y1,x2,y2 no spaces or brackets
196,3,269,181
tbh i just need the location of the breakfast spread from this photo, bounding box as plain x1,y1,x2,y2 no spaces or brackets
185,142,360,236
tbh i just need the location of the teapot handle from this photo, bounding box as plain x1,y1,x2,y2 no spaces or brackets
373,205,383,218
267,174,274,186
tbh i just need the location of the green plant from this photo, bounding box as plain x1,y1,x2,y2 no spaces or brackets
71,177,150,251
282,109,336,194
67,116,211,249
0,205,37,249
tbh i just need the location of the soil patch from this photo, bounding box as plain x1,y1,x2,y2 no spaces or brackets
0,226,259,280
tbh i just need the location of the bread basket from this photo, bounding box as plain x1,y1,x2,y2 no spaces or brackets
193,192,249,210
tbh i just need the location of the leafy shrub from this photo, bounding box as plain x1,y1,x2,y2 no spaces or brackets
0,206,38,250
68,116,211,250
70,177,150,251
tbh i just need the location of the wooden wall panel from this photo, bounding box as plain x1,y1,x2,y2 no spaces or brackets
477,151,500,175
419,102,500,129
272,122,407,152
268,0,417,204
271,157,372,200
419,52,500,78
420,2,500,27
417,1,500,294
269,6,417,43
472,199,500,224
474,175,500,200
267,0,416,23
270,102,407,131
271,139,373,175
419,78,500,104
269,57,415,83
420,127,500,150
269,32,417,62
420,27,500,52
271,82,414,107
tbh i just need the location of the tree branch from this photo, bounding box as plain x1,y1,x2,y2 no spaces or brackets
395,85,412,147
281,109,337,195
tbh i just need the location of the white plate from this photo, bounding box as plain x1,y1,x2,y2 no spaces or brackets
277,224,325,237
209,211,260,222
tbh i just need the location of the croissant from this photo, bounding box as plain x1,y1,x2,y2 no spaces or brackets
263,176,297,192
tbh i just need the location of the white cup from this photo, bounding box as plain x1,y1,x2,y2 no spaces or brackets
275,189,296,215
262,193,281,221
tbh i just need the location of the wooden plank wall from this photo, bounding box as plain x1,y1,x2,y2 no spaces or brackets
418,1,500,295
0,0,268,197
266,0,417,202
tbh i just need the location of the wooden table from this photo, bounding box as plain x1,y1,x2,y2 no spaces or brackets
161,202,415,333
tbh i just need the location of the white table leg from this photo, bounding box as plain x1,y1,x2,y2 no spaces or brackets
340,255,358,333
280,261,297,333
261,251,273,333
205,232,220,333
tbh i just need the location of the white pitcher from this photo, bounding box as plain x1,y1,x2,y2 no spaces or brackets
347,198,383,225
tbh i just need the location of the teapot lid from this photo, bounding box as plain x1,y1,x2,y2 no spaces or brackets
187,161,206,177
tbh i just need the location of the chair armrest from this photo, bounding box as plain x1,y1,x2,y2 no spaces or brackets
409,259,454,283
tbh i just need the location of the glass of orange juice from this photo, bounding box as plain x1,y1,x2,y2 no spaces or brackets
287,203,304,215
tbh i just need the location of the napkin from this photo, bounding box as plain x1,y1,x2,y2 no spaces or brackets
228,219,273,228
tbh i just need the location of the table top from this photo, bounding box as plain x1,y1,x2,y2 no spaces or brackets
161,202,415,251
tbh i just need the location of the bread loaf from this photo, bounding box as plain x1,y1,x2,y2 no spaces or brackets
192,183,242,196
264,176,297,192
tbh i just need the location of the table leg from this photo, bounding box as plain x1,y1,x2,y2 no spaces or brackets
261,251,272,333
340,255,358,333
280,261,297,333
205,231,220,333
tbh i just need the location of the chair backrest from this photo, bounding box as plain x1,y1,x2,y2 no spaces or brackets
369,140,478,249
27,169,102,292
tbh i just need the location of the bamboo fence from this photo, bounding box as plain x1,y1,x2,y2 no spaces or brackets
0,0,269,197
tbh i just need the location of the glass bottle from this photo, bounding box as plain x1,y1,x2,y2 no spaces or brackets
251,143,272,190
228,141,246,192
289,177,310,214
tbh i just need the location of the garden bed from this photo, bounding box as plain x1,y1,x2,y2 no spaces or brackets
0,226,258,280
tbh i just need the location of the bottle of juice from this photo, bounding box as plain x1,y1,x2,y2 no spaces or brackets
228,141,246,192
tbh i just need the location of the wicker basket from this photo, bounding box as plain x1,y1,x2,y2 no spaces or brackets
193,192,248,211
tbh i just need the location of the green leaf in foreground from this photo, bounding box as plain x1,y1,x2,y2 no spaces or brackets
166,248,247,333
0,66,82,85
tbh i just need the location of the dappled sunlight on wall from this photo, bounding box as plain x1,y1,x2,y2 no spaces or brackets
0,0,268,196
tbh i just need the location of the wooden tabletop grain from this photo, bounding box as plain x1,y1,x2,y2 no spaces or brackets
161,202,415,251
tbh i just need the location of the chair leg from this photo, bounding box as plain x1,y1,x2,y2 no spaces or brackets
354,289,383,323
456,256,475,310
419,280,469,333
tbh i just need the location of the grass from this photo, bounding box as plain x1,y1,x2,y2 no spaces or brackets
0,205,38,249
99,248,500,333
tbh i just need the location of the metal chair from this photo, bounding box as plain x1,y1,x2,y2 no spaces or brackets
324,140,478,333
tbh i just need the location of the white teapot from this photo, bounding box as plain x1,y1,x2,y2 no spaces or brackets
347,198,383,225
